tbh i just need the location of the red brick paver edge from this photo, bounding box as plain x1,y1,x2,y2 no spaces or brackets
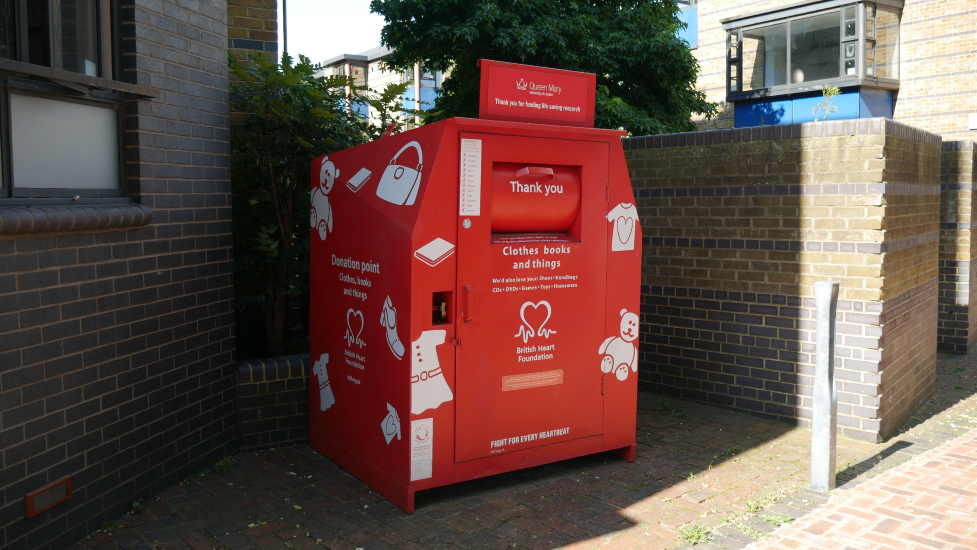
745,428,977,550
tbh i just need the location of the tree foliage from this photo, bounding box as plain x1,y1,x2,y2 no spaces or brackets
370,0,716,135
230,53,366,355
230,52,424,356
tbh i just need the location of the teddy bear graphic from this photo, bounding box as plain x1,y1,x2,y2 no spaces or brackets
311,157,339,241
598,309,639,381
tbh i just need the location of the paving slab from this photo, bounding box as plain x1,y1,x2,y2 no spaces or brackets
70,352,977,550
744,429,977,550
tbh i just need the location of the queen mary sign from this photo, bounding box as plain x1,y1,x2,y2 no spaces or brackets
478,59,597,127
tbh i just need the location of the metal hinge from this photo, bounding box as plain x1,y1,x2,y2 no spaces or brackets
605,181,611,202
601,374,605,395
453,338,462,347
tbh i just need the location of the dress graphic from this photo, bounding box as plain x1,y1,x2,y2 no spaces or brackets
312,353,335,410
606,203,639,251
411,329,453,414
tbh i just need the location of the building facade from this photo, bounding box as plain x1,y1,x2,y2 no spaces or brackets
0,1,275,548
688,0,976,141
318,47,443,129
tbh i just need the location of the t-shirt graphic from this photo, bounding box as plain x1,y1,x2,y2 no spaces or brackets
411,330,453,414
606,203,639,251
312,353,335,411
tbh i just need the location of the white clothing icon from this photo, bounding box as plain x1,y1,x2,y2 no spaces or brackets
411,330,453,414
381,403,401,444
381,296,405,359
607,203,639,251
514,301,557,344
345,309,366,349
311,158,339,241
414,238,455,267
376,141,423,206
312,353,335,411
599,309,639,381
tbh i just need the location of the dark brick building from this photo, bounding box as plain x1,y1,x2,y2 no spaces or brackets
0,0,273,548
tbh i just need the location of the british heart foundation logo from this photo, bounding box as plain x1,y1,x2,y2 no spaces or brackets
514,301,557,344
345,308,366,349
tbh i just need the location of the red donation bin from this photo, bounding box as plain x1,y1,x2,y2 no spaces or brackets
309,60,641,512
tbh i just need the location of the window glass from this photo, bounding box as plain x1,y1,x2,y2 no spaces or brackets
843,42,857,76
875,9,899,79
790,12,840,84
57,0,100,76
0,0,15,60
27,1,51,66
843,7,856,38
865,42,875,76
865,4,875,39
10,94,119,190
742,24,787,90
350,65,366,87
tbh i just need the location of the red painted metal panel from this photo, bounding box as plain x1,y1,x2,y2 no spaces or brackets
478,60,597,127
454,132,608,463
490,162,581,233
309,114,639,512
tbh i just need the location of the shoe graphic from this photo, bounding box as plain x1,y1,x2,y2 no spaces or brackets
382,296,405,359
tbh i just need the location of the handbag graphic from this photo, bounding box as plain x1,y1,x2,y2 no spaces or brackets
376,141,423,206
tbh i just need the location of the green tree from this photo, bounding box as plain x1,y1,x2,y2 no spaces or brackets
230,53,366,355
370,0,716,135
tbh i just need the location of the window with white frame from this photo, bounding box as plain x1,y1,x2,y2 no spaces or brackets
724,1,901,100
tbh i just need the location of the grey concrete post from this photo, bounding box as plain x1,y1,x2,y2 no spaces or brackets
811,281,839,491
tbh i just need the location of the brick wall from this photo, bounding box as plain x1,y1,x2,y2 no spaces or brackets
690,0,977,141
624,118,941,442
238,355,308,450
0,1,236,549
938,141,977,354
226,0,278,60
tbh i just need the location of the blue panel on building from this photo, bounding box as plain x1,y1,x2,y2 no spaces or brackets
792,91,859,123
735,98,792,127
419,88,437,111
859,88,893,119
403,88,416,111
678,8,698,49
403,88,438,112
734,88,893,128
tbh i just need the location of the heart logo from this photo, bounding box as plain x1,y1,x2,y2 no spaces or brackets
346,308,365,348
616,216,634,245
515,301,557,343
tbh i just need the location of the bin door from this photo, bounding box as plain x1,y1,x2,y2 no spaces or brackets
454,132,608,462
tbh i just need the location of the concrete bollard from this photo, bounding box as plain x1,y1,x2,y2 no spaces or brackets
811,281,839,492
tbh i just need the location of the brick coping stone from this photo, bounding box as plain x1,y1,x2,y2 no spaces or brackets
69,353,977,550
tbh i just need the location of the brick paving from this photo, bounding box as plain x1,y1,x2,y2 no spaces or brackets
70,351,977,550
744,430,977,550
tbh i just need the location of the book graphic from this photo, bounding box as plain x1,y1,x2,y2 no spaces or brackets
347,168,371,193
414,238,455,267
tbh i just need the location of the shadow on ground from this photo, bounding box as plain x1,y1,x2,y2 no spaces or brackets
72,353,977,550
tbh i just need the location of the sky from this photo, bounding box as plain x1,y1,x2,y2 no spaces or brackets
278,0,387,64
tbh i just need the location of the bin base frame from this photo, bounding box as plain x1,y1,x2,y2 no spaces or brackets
311,426,636,513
